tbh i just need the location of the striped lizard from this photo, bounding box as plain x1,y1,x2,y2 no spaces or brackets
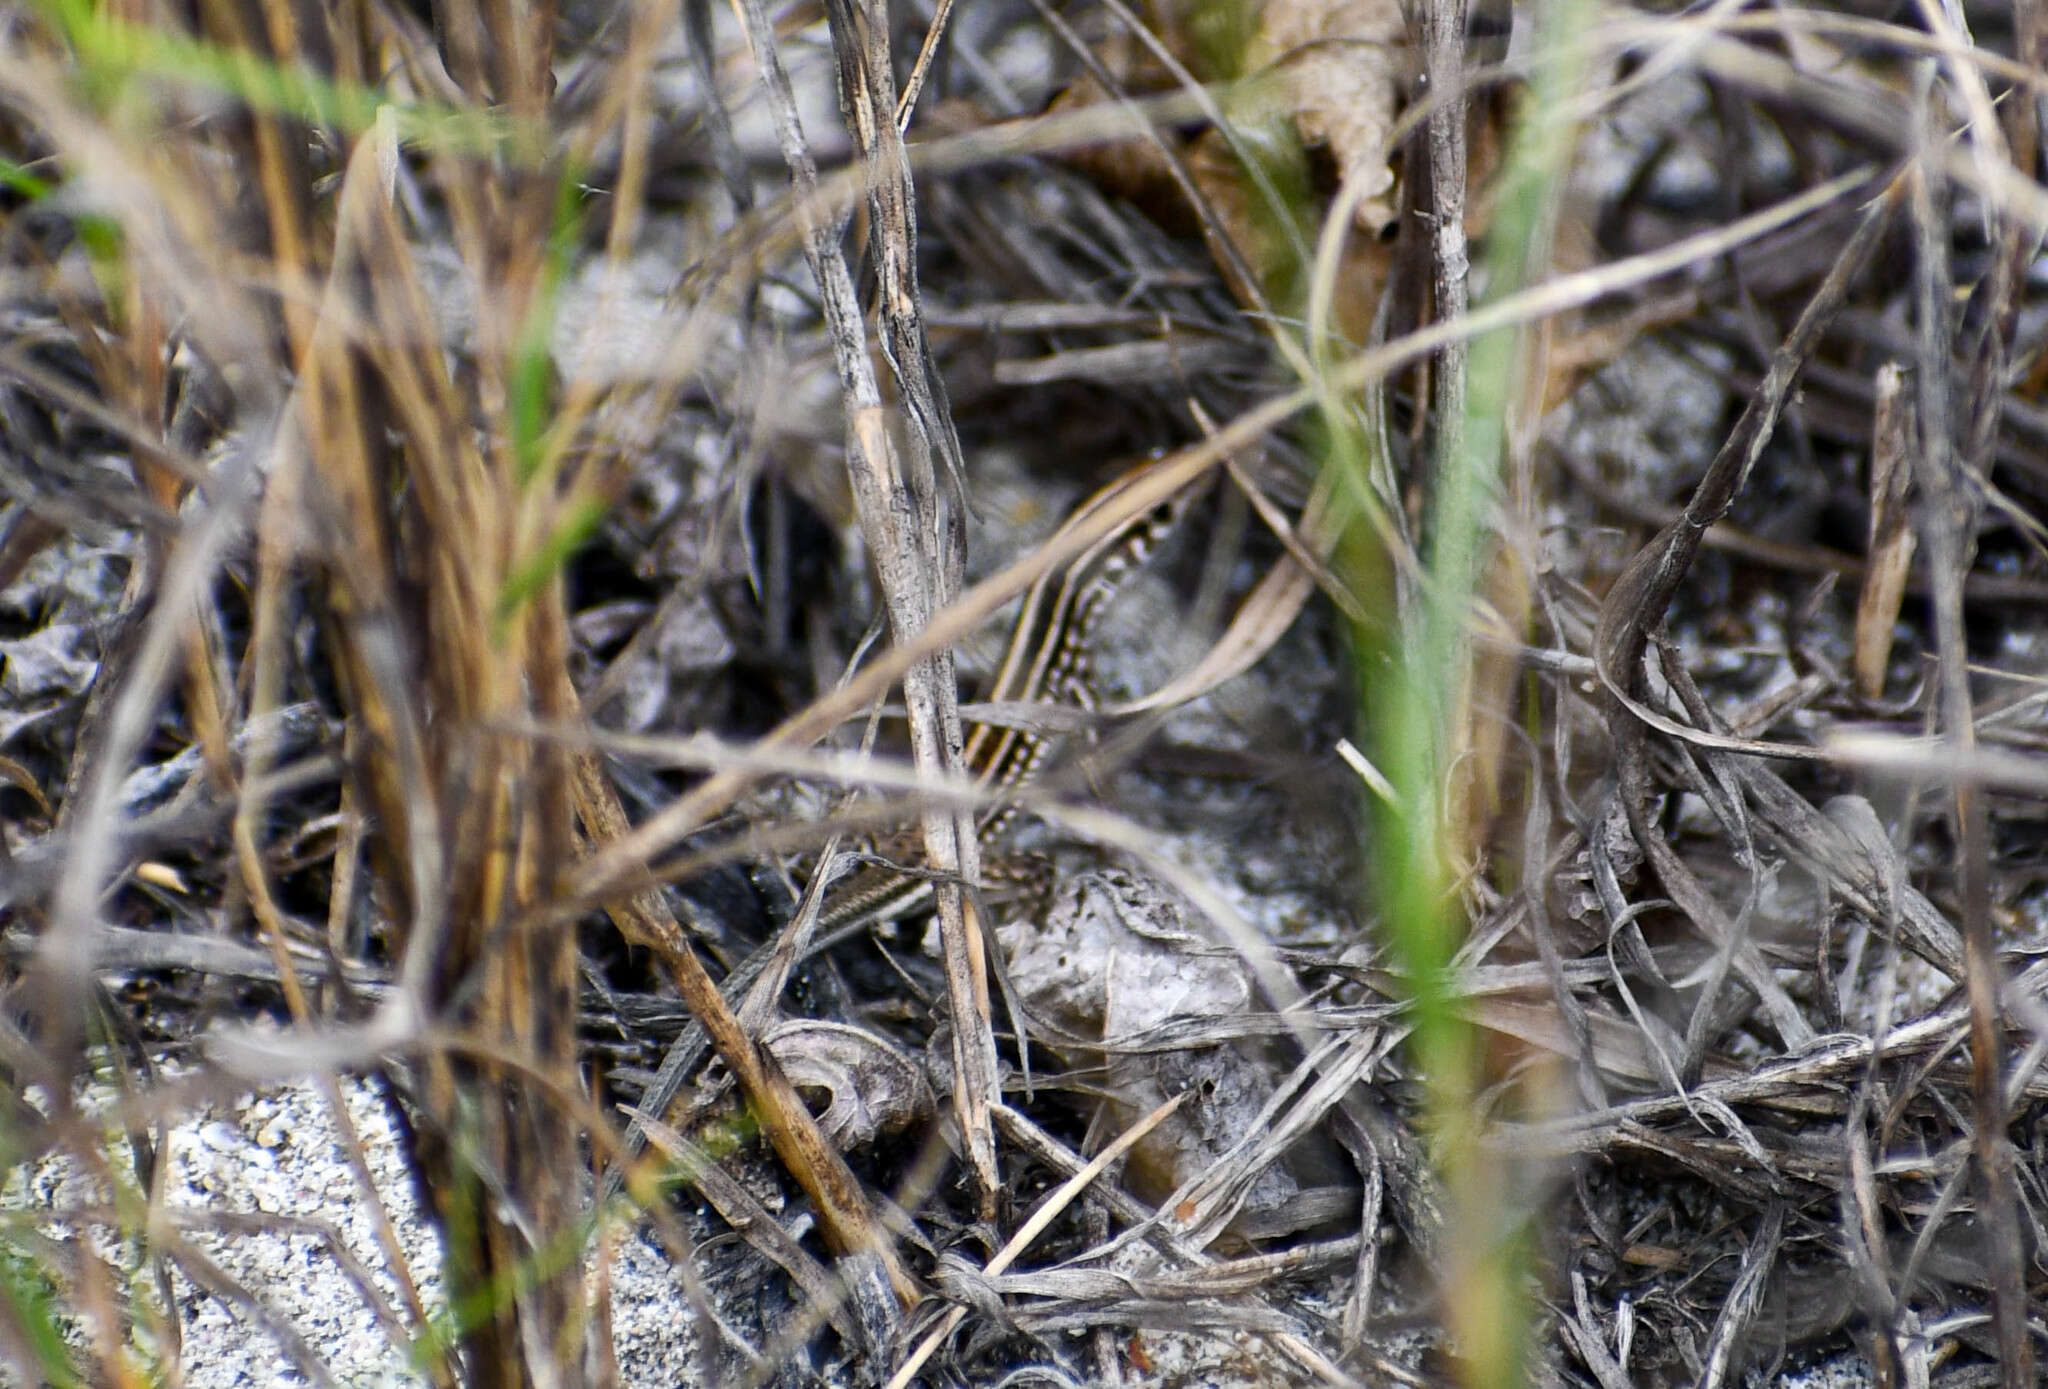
812,455,1207,932
605,457,1206,1190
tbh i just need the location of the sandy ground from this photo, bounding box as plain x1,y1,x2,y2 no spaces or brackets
4,1072,700,1388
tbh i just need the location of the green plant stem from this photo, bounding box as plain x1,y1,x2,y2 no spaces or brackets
1348,0,1594,1383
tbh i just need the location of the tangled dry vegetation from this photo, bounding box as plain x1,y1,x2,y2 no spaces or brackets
1,0,2047,1384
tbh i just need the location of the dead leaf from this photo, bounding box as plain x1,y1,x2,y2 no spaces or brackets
1244,0,1408,234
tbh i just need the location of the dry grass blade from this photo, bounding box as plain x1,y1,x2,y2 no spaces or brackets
1694,1204,1785,1389
1853,367,1917,701
723,0,998,1213
886,1090,1187,1389
1594,175,1898,762
565,693,911,1301
1903,84,2034,1384
577,748,916,1303
824,0,1000,1214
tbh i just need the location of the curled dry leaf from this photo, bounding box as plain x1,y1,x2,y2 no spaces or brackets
1000,866,1302,1237
1243,0,1408,233
1046,0,1410,311
762,1019,936,1150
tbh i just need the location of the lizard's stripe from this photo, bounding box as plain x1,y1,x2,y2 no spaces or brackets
966,469,1197,821
820,460,1201,929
